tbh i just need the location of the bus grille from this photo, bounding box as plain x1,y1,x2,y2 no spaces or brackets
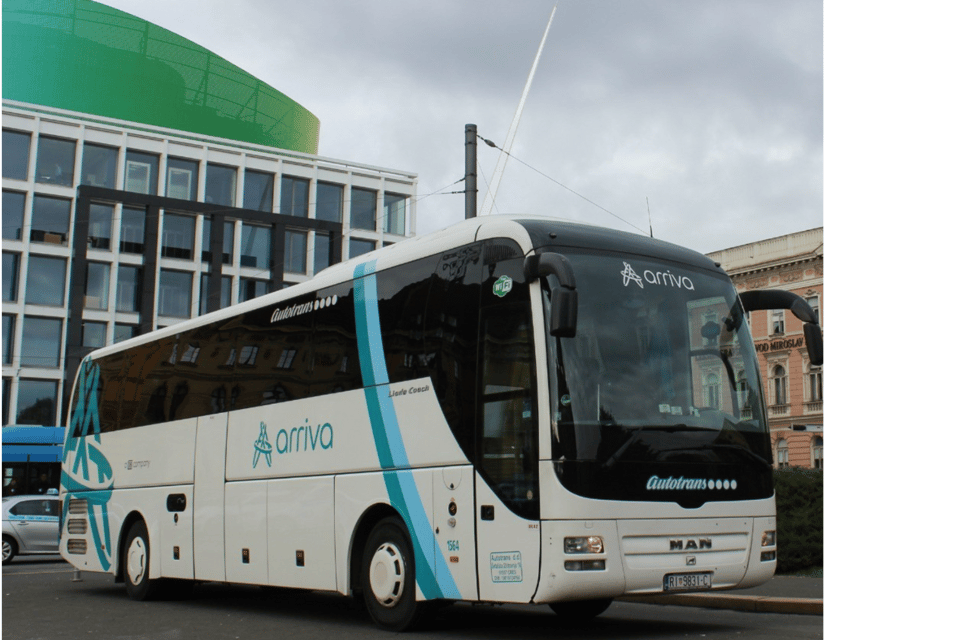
68,499,88,515
66,539,87,555
67,519,87,535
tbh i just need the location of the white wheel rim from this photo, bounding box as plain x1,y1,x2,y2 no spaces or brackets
368,542,405,607
2,540,11,561
127,536,147,586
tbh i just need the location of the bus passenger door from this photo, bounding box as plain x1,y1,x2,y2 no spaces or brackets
474,249,541,603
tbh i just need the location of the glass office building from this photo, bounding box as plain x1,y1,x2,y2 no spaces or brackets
2,0,418,426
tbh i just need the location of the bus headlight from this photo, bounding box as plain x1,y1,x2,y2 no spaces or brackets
761,530,776,547
564,536,604,554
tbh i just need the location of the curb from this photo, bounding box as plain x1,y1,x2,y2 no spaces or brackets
620,594,823,616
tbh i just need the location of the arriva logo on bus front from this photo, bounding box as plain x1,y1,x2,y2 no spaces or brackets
252,420,334,469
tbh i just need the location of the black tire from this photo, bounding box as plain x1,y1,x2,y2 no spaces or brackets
2,536,17,565
361,516,427,631
123,520,163,601
548,598,613,620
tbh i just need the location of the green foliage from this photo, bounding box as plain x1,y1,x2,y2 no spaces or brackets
773,467,823,573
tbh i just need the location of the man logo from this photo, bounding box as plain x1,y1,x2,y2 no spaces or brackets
670,538,713,551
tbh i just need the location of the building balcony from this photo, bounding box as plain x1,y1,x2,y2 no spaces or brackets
804,400,823,414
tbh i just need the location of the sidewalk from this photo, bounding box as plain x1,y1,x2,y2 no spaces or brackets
619,576,823,615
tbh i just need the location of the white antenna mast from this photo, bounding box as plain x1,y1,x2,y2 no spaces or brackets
479,4,557,217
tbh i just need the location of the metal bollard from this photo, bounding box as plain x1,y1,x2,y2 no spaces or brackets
72,568,82,582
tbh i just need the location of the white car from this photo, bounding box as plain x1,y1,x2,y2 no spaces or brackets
2,495,61,564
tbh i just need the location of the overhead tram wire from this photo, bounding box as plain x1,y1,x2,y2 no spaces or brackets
476,134,651,237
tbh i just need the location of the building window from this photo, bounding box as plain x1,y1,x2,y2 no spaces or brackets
2,130,31,180
351,188,377,231
205,164,237,207
285,230,307,274
161,213,196,260
120,206,146,254
80,144,118,189
776,438,789,468
314,233,332,273
808,366,823,402
806,295,820,324
82,321,107,349
772,364,787,405
812,437,823,469
316,182,343,223
3,191,25,240
350,238,376,258
30,196,71,245
200,274,232,315
158,270,192,318
85,263,110,310
384,193,407,235
771,309,785,335
240,224,271,269
113,324,139,344
116,265,142,313
25,255,67,307
239,278,269,303
166,158,199,201
124,151,159,195
3,315,14,365
280,175,309,217
88,202,114,250
705,372,721,409
20,317,62,368
3,253,19,302
35,136,75,186
16,379,58,426
201,217,235,264
244,170,274,212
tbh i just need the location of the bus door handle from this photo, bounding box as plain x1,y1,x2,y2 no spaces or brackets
166,494,187,513
481,505,495,521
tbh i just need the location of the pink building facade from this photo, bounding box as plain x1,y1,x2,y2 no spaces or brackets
708,228,824,470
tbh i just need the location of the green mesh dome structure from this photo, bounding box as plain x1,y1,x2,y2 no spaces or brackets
2,0,319,154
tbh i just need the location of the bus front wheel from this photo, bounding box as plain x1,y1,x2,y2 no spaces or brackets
548,598,613,620
361,516,426,631
123,520,162,601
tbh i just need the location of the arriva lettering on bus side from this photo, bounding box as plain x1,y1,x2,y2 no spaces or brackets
60,216,822,631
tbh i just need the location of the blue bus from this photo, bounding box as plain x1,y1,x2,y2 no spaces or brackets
2,425,64,496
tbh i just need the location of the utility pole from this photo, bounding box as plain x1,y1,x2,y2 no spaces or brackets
465,124,478,219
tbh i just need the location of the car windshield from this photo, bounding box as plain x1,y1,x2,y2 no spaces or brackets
543,251,772,505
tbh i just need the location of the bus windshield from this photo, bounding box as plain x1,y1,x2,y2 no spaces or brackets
544,251,772,505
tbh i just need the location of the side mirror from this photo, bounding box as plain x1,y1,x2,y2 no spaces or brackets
524,253,578,337
740,289,823,365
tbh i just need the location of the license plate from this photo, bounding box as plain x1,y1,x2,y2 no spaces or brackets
664,572,712,591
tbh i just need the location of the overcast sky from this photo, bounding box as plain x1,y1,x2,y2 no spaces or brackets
100,0,822,254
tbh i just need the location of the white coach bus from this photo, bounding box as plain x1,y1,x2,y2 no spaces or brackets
60,216,822,630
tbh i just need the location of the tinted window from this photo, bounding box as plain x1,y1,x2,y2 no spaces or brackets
205,164,236,207
35,137,75,186
30,196,71,245
81,144,117,188
244,170,274,212
120,206,145,254
167,158,199,200
316,182,342,223
16,379,58,425
376,257,438,384
20,317,62,367
280,176,309,216
350,188,376,230
162,214,195,260
125,151,159,195
2,191,25,240
88,203,114,250
2,130,31,180
26,256,67,306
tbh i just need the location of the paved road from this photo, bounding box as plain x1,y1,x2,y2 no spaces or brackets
2,558,822,640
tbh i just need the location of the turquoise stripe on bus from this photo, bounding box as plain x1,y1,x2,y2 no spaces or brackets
353,261,461,601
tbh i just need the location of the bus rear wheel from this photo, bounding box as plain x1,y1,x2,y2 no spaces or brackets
361,516,427,631
548,598,613,620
